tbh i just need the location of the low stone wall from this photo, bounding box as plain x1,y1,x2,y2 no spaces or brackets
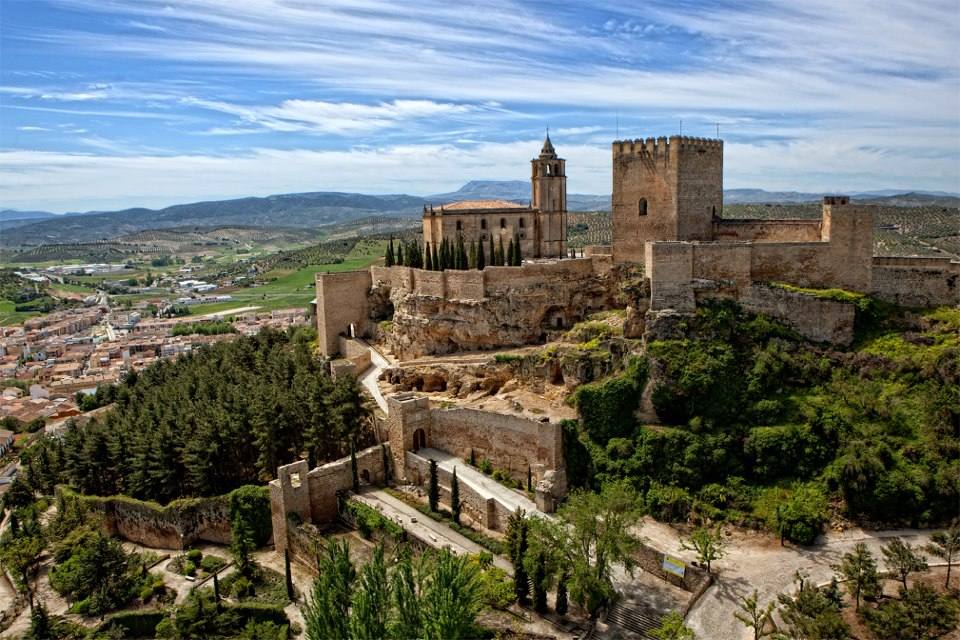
59,486,232,550
286,519,325,574
741,285,857,345
632,541,711,595
713,218,821,243
405,450,502,530
871,257,959,307
338,336,372,372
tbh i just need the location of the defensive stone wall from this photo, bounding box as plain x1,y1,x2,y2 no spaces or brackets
270,444,388,554
59,487,232,550
316,270,373,357
338,336,372,372
740,285,857,345
405,450,500,529
871,256,960,307
712,219,822,242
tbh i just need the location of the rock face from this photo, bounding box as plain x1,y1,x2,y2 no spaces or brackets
377,264,620,359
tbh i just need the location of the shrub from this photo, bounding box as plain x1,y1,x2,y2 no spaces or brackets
478,458,493,475
186,549,202,563
200,555,226,574
645,483,692,522
232,576,254,598
571,357,648,443
182,560,197,577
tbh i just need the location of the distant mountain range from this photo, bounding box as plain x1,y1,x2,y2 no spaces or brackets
1,182,956,247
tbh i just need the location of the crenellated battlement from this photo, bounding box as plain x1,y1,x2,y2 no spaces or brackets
612,136,723,159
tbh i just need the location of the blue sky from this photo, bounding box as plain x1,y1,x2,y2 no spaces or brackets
1,0,958,212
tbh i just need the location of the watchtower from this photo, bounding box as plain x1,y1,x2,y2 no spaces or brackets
531,134,567,258
611,136,723,263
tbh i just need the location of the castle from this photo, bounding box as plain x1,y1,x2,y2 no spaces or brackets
421,135,567,259
314,134,958,358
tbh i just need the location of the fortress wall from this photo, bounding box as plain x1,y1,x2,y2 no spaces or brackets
690,242,752,287
405,451,498,529
713,219,822,243
338,336,372,372
316,270,373,357
431,407,561,485
871,258,960,307
443,270,486,300
741,285,856,345
306,444,386,524
412,269,446,298
371,265,414,295
646,243,696,311
483,258,596,293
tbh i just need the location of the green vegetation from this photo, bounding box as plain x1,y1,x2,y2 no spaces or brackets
568,301,959,540
171,320,235,336
20,327,373,503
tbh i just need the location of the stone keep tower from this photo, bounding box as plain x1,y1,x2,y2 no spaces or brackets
531,135,567,258
612,136,723,263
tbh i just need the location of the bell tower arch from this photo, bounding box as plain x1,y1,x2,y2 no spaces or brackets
531,133,567,258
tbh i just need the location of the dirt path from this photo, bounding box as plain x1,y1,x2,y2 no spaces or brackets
635,518,937,640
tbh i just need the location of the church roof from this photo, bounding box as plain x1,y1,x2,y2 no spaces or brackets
540,133,555,156
442,199,528,211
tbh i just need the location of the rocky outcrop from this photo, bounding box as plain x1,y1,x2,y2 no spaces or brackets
376,265,620,359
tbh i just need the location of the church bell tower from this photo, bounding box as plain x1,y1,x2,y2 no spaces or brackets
531,133,567,258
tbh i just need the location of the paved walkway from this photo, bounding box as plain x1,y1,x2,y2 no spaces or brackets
354,489,513,574
417,448,539,517
355,339,389,414
636,518,938,640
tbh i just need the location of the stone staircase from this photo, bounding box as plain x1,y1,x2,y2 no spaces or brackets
604,601,663,639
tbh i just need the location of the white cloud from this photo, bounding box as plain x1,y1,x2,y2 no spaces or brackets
16,126,52,132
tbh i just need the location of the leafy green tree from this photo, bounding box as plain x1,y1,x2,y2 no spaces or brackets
735,590,776,640
450,468,461,525
3,475,35,511
652,612,695,640
882,537,928,590
420,549,481,640
771,483,829,546
24,600,52,640
49,531,137,616
834,543,880,612
1,534,45,601
863,583,959,640
925,522,960,589
428,459,439,512
680,525,726,575
304,540,355,640
538,481,643,617
350,545,391,640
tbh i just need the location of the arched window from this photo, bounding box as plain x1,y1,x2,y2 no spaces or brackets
456,220,462,231
639,198,648,216
500,218,506,229
480,219,487,230
519,218,525,228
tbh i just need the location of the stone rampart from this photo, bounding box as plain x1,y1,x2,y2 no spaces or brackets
338,336,372,372
741,285,857,345
870,257,960,307
59,487,232,550
405,450,499,529
316,270,373,357
712,219,821,242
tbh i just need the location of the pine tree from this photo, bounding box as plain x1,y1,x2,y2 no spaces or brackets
513,234,522,265
468,241,477,270
349,545,391,640
425,242,433,270
391,547,421,640
304,540,355,640
507,236,515,266
428,458,439,512
385,238,395,267
451,468,461,525
476,240,485,270
834,542,880,611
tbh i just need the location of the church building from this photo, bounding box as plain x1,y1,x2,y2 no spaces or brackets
421,135,568,259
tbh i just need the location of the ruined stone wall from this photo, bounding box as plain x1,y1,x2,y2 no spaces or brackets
430,407,562,485
740,285,857,346
63,488,232,550
405,451,499,529
338,336,371,372
270,445,387,554
713,219,822,242
316,270,373,357
871,257,960,307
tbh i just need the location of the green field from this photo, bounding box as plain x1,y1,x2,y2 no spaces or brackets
0,299,38,325
189,246,384,316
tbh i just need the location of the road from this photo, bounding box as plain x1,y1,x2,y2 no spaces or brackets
356,339,389,414
417,448,540,517
353,489,514,574
636,518,938,640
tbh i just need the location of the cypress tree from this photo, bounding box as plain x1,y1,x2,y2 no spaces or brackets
476,240,485,270
532,550,547,613
468,241,477,270
285,548,295,602
506,236,515,266
515,519,529,605
456,235,467,270
451,468,461,525
488,235,496,269
425,242,433,270
385,238,395,267
396,242,404,267
432,242,440,271
428,459,439,512
439,239,448,270
351,443,360,493
213,571,222,610
514,234,523,265
527,465,532,492
497,237,506,266
555,571,569,615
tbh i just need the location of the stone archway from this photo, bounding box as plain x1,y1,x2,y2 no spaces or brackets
360,469,371,485
413,428,426,450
